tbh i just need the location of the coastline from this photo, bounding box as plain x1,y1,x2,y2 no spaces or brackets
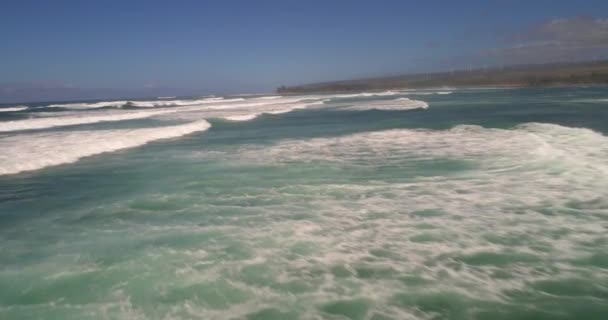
277,60,608,94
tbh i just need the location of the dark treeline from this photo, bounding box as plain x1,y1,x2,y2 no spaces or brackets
277,61,608,93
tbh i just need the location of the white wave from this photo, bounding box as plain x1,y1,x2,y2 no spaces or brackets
235,122,608,182
0,95,326,133
0,109,177,132
330,91,400,99
401,91,453,96
0,120,211,175
155,121,608,315
3,120,607,318
46,101,129,109
0,106,28,112
157,96,176,99
39,95,317,113
221,100,326,121
224,114,259,121
129,97,244,108
576,98,608,103
257,96,283,100
40,97,239,109
203,97,318,111
265,100,326,114
339,97,429,111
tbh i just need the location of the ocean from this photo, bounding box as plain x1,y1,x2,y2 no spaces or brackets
0,87,607,319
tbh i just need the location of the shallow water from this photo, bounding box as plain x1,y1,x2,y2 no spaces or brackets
1,87,607,319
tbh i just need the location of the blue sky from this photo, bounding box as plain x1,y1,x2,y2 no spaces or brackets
1,0,608,101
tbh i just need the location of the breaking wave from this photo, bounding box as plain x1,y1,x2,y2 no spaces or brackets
405,91,452,95
331,91,400,99
126,122,608,318
0,109,178,132
46,101,129,109
0,94,431,175
40,97,246,110
221,100,326,121
338,97,429,110
0,120,211,175
238,122,607,171
0,106,28,112
129,97,243,108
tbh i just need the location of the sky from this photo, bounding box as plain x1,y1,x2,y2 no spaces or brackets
1,0,608,102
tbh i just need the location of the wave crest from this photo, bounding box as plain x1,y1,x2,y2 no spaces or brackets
0,120,211,175
0,109,178,132
339,97,429,111
0,106,28,112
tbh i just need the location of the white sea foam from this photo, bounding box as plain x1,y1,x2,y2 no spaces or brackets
111,121,608,318
3,121,607,318
575,98,608,103
239,122,607,170
223,114,259,121
35,92,422,112
0,120,211,175
40,97,243,109
221,100,326,121
129,97,244,108
187,122,608,305
25,95,343,121
0,109,178,132
203,97,315,110
331,91,400,99
46,101,129,109
266,100,326,113
400,91,453,95
257,96,283,100
339,97,429,110
0,106,28,112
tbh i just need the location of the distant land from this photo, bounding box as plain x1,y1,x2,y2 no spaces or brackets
277,60,608,93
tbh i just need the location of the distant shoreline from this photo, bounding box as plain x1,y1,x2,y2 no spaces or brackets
277,60,608,94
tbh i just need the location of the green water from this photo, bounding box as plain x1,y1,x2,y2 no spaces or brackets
0,87,607,319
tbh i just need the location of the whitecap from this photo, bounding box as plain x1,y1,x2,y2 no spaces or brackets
0,106,28,112
339,97,429,111
330,91,400,99
0,109,178,132
46,101,129,109
224,114,259,121
0,120,211,175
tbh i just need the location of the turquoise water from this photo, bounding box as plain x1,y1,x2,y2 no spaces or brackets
1,87,608,319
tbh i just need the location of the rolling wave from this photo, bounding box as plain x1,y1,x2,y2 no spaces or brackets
403,91,453,95
338,97,429,110
0,120,211,175
0,94,431,174
222,100,326,121
40,97,243,110
129,97,243,108
0,109,178,132
231,122,608,191
159,121,608,318
331,91,400,99
0,106,28,112
46,101,129,109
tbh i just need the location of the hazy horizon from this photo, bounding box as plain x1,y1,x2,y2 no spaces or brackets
2,1,608,102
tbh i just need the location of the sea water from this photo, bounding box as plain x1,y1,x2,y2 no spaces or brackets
0,87,607,319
